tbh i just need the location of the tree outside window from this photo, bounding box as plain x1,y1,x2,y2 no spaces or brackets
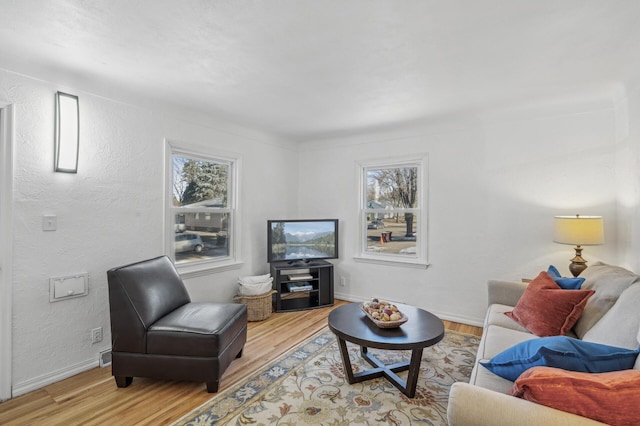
360,156,427,265
170,153,234,265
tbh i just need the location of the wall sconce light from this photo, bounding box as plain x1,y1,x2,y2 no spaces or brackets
553,214,604,277
54,91,79,173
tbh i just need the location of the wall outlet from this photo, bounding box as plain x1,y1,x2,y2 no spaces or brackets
340,276,347,286
91,327,103,344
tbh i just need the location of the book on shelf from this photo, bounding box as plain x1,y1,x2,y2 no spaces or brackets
286,282,313,292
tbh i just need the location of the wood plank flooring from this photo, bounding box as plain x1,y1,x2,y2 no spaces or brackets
0,300,482,425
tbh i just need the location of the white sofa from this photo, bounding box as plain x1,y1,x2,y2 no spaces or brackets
447,262,640,425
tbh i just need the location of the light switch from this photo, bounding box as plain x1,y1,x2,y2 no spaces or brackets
43,215,57,231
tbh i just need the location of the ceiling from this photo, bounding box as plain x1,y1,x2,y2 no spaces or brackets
1,0,639,141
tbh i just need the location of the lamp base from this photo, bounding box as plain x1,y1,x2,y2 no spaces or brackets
568,245,588,277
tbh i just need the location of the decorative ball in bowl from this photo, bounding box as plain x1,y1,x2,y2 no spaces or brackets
361,298,408,328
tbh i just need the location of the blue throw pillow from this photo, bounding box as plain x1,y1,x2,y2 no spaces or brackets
547,265,585,289
480,336,640,382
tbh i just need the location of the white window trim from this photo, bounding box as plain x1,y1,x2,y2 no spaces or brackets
354,154,429,268
1,103,15,401
164,140,243,276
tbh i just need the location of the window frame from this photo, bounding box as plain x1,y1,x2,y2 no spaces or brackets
355,154,429,269
165,140,242,277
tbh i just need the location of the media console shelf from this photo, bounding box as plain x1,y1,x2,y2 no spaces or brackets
271,259,334,312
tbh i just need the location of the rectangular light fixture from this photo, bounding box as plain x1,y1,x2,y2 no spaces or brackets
54,91,79,173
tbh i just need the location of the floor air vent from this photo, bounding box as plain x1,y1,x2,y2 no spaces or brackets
100,349,112,367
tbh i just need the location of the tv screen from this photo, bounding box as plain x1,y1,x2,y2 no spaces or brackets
267,219,338,264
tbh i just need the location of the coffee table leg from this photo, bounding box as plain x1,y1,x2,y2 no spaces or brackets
336,337,356,384
360,346,368,359
360,346,423,398
405,348,424,398
337,339,424,398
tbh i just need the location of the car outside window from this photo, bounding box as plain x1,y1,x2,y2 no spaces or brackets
167,143,239,272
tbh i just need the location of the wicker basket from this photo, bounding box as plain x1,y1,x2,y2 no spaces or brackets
233,290,276,321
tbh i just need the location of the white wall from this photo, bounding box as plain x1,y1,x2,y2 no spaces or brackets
0,69,297,395
297,97,624,325
616,83,640,272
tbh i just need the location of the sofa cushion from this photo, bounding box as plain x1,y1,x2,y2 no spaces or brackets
485,304,531,333
478,324,538,361
505,271,594,337
480,336,639,382
471,361,515,393
582,283,640,350
573,262,640,338
547,265,585,289
471,322,537,390
510,366,640,426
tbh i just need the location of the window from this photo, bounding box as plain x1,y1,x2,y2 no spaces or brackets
166,143,240,273
358,155,428,267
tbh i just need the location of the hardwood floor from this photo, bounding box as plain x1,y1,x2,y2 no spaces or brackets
0,300,482,425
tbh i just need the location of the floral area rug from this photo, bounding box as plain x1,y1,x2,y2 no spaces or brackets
172,327,479,425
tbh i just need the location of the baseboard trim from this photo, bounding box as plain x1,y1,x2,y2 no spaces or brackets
12,357,99,397
334,292,484,328
435,311,484,328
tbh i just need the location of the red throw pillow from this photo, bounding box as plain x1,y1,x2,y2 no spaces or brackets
510,366,640,426
505,271,594,336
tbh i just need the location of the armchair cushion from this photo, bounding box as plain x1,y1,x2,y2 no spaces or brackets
148,302,247,357
108,255,191,353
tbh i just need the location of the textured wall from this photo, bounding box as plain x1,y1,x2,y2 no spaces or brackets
5,74,161,391
0,70,297,394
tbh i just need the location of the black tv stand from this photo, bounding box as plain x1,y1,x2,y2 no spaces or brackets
270,259,334,312
288,259,322,267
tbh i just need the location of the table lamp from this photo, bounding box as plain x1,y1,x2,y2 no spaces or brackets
553,214,604,277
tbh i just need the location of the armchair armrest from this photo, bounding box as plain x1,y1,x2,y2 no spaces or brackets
447,382,605,426
487,280,528,307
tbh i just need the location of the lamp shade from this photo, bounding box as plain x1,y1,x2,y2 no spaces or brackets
553,215,604,246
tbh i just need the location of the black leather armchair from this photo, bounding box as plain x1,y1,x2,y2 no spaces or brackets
107,255,247,392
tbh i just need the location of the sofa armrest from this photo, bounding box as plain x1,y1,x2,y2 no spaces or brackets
487,280,528,307
447,382,605,426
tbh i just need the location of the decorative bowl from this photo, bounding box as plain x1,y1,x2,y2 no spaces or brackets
360,303,408,328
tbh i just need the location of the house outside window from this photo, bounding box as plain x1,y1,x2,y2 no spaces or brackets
358,155,428,268
166,142,240,274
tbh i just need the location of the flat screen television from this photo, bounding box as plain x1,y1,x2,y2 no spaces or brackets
267,219,338,264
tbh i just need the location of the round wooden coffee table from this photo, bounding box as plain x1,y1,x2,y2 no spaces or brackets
328,302,444,398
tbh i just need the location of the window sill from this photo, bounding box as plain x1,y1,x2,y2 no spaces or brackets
176,259,244,279
354,255,430,269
